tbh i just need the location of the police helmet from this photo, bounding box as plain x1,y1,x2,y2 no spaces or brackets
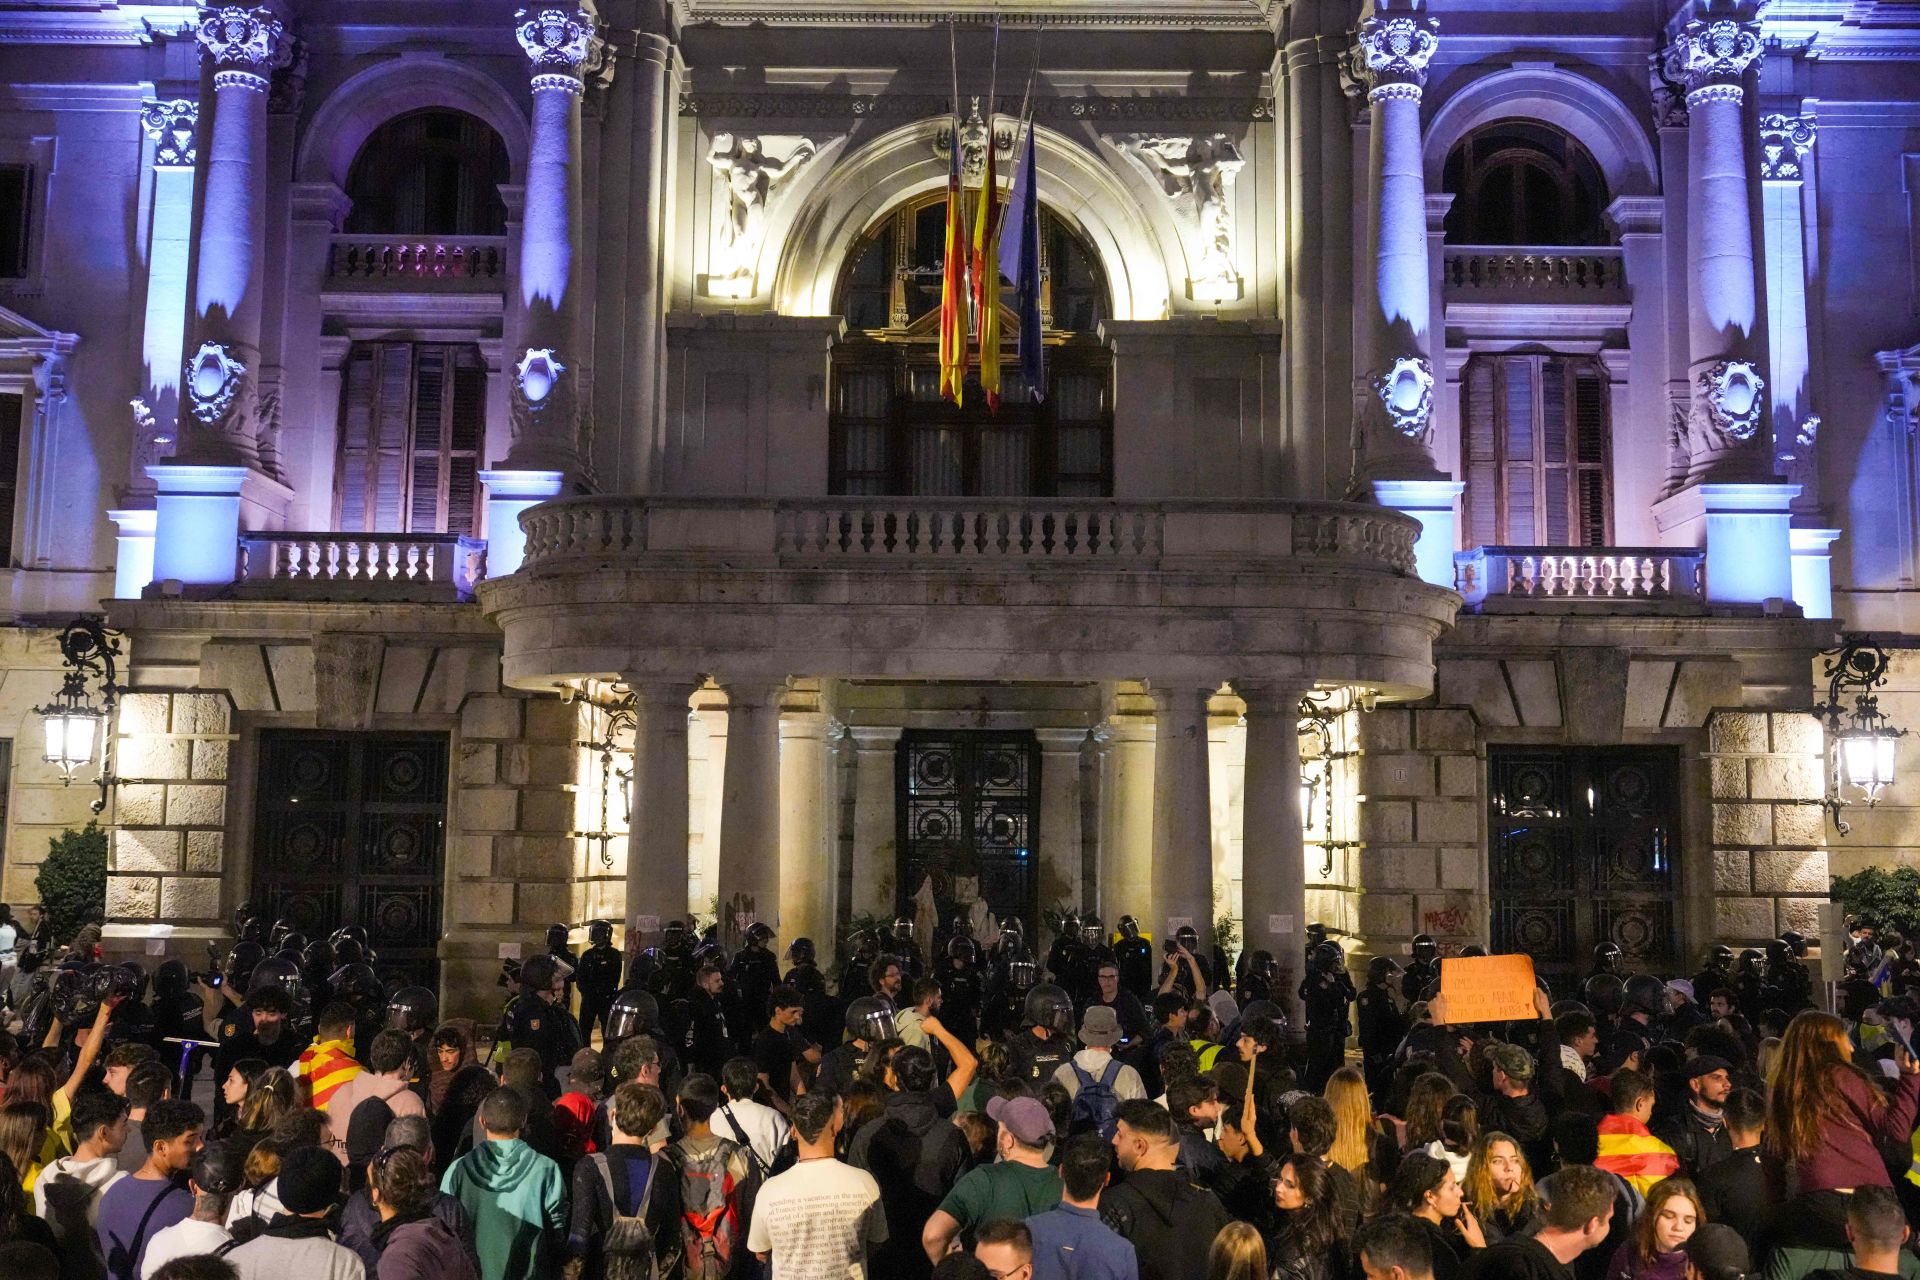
1080,916,1105,946
787,937,817,968
605,987,660,1042
587,920,615,949
1764,938,1791,968
331,925,370,951
154,959,190,1001
1368,955,1403,985
1582,971,1625,1017
891,915,915,940
330,961,384,1007
224,940,265,989
1410,934,1439,965
746,922,776,948
850,929,879,961
545,924,571,952
788,965,825,996
1622,973,1666,1015
947,934,975,962
111,961,149,1005
1310,940,1343,974
1117,916,1141,940
332,938,365,968
845,996,898,1043
238,915,264,944
1709,944,1735,967
247,955,306,1008
1737,947,1764,975
385,985,438,1034
1005,955,1038,992
268,918,294,947
1593,941,1622,969
1248,949,1278,978
1022,983,1074,1035
1781,931,1808,958
662,919,689,949
1548,998,1591,1019
1174,924,1200,951
520,954,562,994
1240,999,1289,1034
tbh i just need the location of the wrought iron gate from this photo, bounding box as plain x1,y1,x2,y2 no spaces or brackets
1489,747,1679,987
896,731,1041,937
252,731,448,988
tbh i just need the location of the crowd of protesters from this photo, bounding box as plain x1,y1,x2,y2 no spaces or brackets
0,903,1916,1280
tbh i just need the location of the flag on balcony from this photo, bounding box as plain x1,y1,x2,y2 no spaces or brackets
938,109,970,405
971,113,1004,413
999,119,1044,403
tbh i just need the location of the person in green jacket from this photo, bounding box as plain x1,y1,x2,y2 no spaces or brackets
440,1086,568,1280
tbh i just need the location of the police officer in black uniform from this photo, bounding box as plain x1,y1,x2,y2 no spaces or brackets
1237,951,1279,1005
1590,941,1625,981
648,919,698,1002
1761,937,1813,1012
1113,916,1154,1000
575,920,623,1046
1158,926,1206,999
1007,983,1076,1086
1733,947,1766,1021
507,953,583,1096
1300,939,1356,1090
1691,944,1736,1006
884,915,924,980
543,924,579,1008
1402,934,1441,1003
935,933,984,1048
385,984,438,1085
1046,914,1084,990
1073,916,1116,1008
732,922,782,1028
836,930,880,1000
1356,955,1407,1098
816,996,895,1097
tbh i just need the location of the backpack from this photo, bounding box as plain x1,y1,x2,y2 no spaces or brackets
590,1151,663,1280
1069,1057,1125,1139
676,1136,742,1280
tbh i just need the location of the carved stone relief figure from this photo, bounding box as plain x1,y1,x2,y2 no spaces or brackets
707,132,818,290
1120,134,1245,296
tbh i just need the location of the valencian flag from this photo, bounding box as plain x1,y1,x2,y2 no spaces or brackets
971,112,1005,412
999,120,1044,403
938,110,970,404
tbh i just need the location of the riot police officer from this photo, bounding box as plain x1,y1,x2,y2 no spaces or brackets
576,920,623,1045
685,960,735,1077
1113,916,1154,1000
649,919,698,1002
1692,944,1736,1006
544,923,579,1007
1590,941,1624,980
817,996,896,1097
732,922,782,1027
836,930,880,1000
507,953,584,1094
1761,937,1812,1012
1158,926,1207,999
1300,940,1355,1090
385,984,438,1083
982,946,1037,1042
1237,951,1278,1005
1356,955,1407,1098
1402,934,1440,1003
884,915,924,980
935,934,984,1048
1007,983,1076,1086
1073,916,1116,1006
1047,914,1084,990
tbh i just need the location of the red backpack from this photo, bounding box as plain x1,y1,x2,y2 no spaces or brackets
675,1135,744,1280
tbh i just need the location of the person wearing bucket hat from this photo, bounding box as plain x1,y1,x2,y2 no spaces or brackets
922,1095,1063,1260
222,1143,362,1277
1050,1006,1147,1140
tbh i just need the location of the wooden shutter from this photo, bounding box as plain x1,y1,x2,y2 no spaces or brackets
1460,354,1612,548
0,166,30,279
336,343,485,534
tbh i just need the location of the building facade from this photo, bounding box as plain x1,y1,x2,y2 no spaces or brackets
0,0,1913,1016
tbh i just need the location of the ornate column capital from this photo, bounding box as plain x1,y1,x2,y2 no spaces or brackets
195,6,289,92
1354,12,1439,101
1669,17,1763,103
1760,113,1817,181
140,98,198,169
515,5,605,96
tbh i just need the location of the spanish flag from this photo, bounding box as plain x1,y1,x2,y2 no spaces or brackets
971,115,1004,413
1593,1114,1679,1195
938,115,969,404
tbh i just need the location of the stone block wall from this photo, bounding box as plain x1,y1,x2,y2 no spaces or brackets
0,628,108,904
104,690,233,930
1352,705,1482,956
1705,709,1829,950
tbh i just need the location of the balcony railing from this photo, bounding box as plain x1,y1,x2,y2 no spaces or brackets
1443,246,1626,296
326,236,507,285
237,532,485,600
518,497,1421,578
1455,546,1704,608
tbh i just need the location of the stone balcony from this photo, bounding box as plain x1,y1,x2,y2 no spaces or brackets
325,235,508,290
232,532,485,602
480,496,1463,698
1442,246,1627,299
1454,545,1707,614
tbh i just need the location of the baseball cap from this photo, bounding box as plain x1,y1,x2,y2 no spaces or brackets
986,1094,1055,1146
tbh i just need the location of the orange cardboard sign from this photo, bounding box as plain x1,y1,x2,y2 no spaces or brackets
1438,954,1538,1023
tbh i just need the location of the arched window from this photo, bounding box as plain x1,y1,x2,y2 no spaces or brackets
1443,123,1608,246
1461,353,1612,548
829,192,1113,497
343,110,509,237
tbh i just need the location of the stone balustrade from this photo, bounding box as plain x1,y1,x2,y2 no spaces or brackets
1443,246,1626,295
326,236,507,283
1454,545,1705,608
238,532,485,600
517,497,1421,578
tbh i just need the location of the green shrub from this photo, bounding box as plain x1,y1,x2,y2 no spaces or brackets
36,821,107,943
1830,865,1920,939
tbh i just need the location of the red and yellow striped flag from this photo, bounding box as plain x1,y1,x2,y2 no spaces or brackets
971,118,1004,412
939,117,970,404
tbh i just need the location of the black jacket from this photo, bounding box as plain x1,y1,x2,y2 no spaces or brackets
1694,1147,1767,1259
846,1090,969,1280
1653,1103,1734,1178
1100,1168,1231,1280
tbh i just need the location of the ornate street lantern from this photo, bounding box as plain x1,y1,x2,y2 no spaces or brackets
34,619,123,812
1815,636,1905,836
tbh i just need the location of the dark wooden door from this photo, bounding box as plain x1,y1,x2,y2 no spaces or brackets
252,731,448,988
896,731,1041,937
1489,747,1679,988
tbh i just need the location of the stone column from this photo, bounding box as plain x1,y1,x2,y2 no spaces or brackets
484,5,600,574
1237,682,1309,1033
134,98,197,492
1037,729,1089,911
1151,684,1216,946
620,31,674,492
779,705,835,949
1652,9,1798,605
626,681,693,934
1353,2,1462,588
850,727,902,919
716,680,784,944
1098,700,1156,926
152,8,289,586
1761,113,1817,502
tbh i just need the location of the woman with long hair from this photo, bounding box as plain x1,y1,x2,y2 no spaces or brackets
1325,1066,1399,1194
0,1151,56,1253
234,1066,299,1145
1386,1150,1484,1280
1425,1095,1478,1180
208,1058,269,1142
1402,1074,1457,1152
1764,1010,1920,1196
1270,1153,1350,1280
1462,1131,1542,1242
0,1101,48,1191
1208,1220,1269,1280
1605,1178,1701,1280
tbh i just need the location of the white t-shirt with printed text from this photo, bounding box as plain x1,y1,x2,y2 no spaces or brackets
745,1155,887,1279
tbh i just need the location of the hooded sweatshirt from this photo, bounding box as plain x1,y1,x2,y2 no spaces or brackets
35,1152,125,1280
439,1138,567,1280
1098,1167,1232,1280
373,1213,480,1280
225,1215,366,1280
326,1072,427,1164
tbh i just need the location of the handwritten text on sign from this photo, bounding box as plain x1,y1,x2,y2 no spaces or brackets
1438,954,1537,1023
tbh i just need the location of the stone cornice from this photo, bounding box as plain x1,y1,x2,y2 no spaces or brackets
680,91,1274,122
677,0,1276,29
